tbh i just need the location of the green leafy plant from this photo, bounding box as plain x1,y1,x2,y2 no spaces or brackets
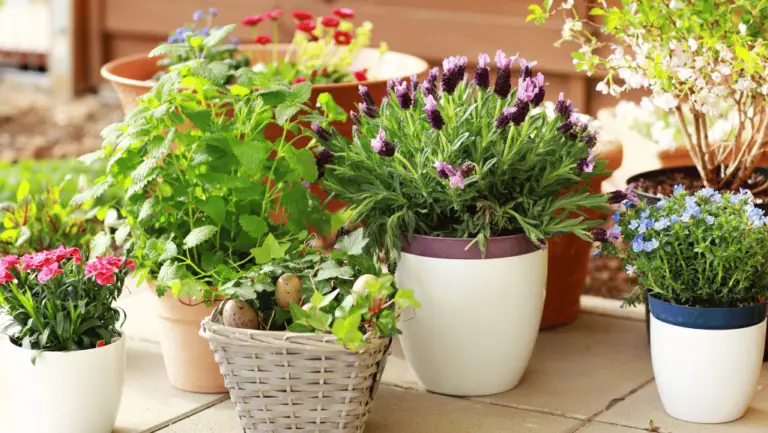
220,228,420,349
599,185,768,308
0,247,133,352
151,9,248,85
86,58,335,301
530,0,768,191
317,52,607,254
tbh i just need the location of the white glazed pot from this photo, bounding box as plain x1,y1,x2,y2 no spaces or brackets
649,295,766,424
2,333,126,433
395,234,547,396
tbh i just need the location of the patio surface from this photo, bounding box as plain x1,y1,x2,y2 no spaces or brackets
2,290,768,433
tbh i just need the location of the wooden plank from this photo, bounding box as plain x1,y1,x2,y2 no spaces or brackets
85,0,105,89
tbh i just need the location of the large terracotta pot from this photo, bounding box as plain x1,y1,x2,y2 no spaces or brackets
150,283,227,393
101,44,430,129
540,133,624,329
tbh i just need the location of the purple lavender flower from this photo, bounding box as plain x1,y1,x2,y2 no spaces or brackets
433,162,456,179
197,27,210,36
509,102,531,126
230,36,240,46
531,73,546,107
458,162,476,177
474,53,491,89
583,130,598,148
577,149,595,173
315,148,334,179
555,92,573,119
409,74,420,95
592,228,608,243
422,67,440,98
193,10,204,21
386,78,398,96
358,85,375,106
371,129,395,157
607,184,639,205
517,77,537,104
423,95,444,130
441,56,467,94
350,110,361,126
311,123,332,142
493,50,513,99
209,8,219,16
449,173,466,189
495,107,515,129
607,225,621,242
360,102,378,118
518,58,537,80
395,80,413,110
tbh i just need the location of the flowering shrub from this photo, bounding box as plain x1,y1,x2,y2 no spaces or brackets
87,53,334,301
530,0,768,191
614,98,739,151
599,186,768,308
240,7,381,85
0,247,133,352
150,10,248,85
317,51,607,254
220,229,419,349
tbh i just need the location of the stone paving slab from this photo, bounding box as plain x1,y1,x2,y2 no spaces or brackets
576,422,646,432
157,386,583,433
382,314,654,420
597,369,768,433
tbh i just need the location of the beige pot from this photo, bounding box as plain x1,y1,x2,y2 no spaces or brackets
150,285,226,393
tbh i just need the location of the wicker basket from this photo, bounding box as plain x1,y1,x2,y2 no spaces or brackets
200,304,392,432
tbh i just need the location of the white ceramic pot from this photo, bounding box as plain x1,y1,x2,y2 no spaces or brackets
395,234,547,396
650,296,766,424
2,333,126,433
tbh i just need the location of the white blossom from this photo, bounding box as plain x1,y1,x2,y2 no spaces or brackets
739,23,747,35
676,68,695,81
652,93,679,110
695,78,706,88
711,72,722,83
562,0,575,8
596,81,609,94
718,64,732,75
687,38,698,52
735,78,755,92
669,0,684,9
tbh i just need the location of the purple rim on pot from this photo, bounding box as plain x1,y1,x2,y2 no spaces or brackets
401,234,539,260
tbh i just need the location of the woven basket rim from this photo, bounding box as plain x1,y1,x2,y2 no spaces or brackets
200,314,391,352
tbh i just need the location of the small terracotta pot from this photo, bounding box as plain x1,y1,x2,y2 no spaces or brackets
152,287,227,393
540,135,624,329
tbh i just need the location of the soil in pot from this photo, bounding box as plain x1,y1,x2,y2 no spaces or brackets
629,165,768,205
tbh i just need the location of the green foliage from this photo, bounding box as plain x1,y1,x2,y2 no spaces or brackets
89,59,331,301
153,19,248,85
603,188,768,308
0,251,131,352
220,229,420,350
319,66,607,255
0,177,105,256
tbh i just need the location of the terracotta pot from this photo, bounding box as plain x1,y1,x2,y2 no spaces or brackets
101,44,429,124
152,287,227,393
540,134,624,329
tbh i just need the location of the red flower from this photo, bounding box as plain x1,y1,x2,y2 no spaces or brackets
96,340,106,348
321,16,340,27
333,8,355,19
333,30,353,45
267,9,283,20
291,10,313,21
0,268,14,284
0,255,19,269
241,15,264,26
353,68,368,82
254,35,272,44
85,256,134,286
38,262,63,284
293,77,308,85
296,20,316,34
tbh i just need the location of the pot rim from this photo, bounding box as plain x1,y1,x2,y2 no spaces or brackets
100,45,430,90
3,329,125,354
648,294,767,330
401,233,540,260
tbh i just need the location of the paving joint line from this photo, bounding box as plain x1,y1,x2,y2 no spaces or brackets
141,395,229,433
569,377,655,433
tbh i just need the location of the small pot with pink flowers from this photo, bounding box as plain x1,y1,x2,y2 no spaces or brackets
318,51,609,396
0,247,134,433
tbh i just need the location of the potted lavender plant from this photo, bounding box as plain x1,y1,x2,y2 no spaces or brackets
316,52,607,396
